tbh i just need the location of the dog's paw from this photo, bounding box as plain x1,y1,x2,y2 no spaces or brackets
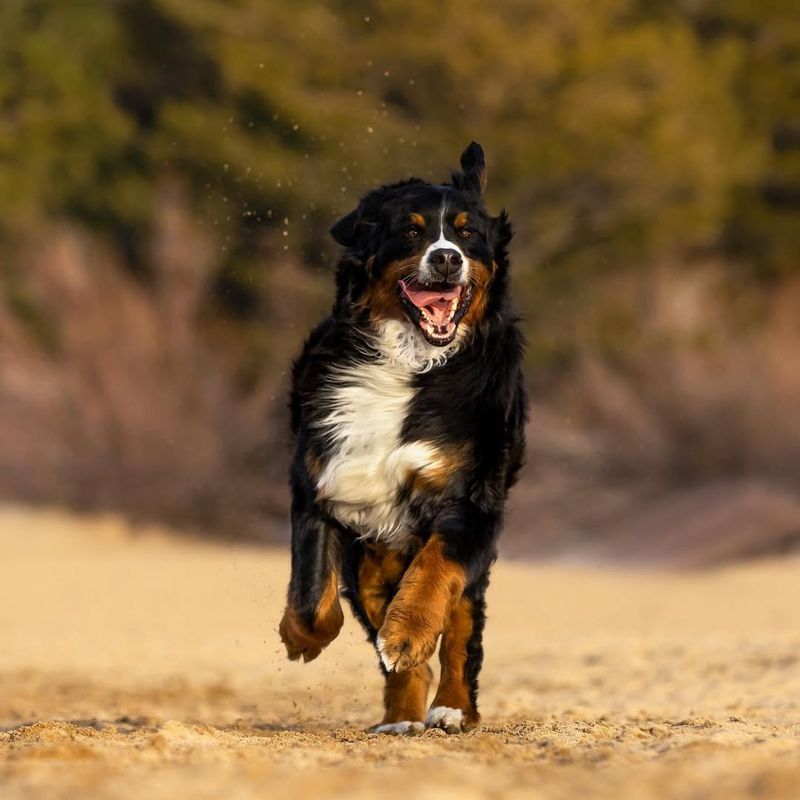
376,612,439,673
278,606,323,662
279,602,343,663
367,720,425,736
425,706,469,734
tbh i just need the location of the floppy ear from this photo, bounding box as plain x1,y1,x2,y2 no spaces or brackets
452,141,487,195
330,207,362,247
330,193,382,248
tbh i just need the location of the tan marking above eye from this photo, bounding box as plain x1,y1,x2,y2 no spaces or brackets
409,213,426,227
453,212,469,229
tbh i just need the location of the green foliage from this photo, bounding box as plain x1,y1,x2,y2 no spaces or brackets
693,0,800,279
0,0,796,320
2,272,59,354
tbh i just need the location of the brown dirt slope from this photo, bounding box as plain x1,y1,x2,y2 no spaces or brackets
1,505,799,799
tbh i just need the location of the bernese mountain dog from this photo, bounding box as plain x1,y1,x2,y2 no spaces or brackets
279,142,527,735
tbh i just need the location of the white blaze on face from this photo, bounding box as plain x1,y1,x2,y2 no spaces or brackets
419,201,468,284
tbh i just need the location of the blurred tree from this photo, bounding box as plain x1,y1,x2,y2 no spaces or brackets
683,0,800,280
0,0,798,537
0,0,794,336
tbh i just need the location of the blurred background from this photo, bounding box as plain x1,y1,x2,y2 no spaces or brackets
1,0,799,566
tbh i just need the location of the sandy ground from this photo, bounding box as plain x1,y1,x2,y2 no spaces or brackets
1,506,799,799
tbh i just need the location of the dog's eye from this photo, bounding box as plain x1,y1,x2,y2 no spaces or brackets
406,225,422,238
459,228,473,238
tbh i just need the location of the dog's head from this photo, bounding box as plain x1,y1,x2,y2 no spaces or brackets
330,142,512,347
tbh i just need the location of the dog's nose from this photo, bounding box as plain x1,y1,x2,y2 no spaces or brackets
428,248,463,280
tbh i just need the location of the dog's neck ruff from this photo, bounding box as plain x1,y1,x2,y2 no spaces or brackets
312,319,464,547
369,319,466,373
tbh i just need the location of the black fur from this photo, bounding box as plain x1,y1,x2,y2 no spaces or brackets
284,142,527,725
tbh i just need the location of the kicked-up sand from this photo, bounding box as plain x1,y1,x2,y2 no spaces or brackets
0,505,798,799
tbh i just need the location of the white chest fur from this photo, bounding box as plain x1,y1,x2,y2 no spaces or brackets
314,356,442,547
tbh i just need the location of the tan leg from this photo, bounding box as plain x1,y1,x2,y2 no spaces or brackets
356,544,434,735
279,571,344,663
427,595,479,732
384,664,433,722
377,535,466,674
358,544,406,630
369,663,433,735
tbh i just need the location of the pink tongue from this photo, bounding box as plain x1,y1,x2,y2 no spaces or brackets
426,298,453,326
403,287,460,307
399,281,461,329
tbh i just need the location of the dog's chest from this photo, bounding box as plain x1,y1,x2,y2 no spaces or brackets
314,360,441,547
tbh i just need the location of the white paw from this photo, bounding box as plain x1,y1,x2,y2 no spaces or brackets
376,634,398,672
369,720,425,736
425,706,464,734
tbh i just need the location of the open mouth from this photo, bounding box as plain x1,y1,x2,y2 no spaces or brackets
397,279,473,345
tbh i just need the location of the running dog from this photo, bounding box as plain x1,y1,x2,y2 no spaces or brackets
279,142,527,734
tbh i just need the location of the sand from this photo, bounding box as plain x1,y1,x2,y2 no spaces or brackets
1,505,798,799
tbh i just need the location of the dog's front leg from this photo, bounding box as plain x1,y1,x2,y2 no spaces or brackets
279,493,344,663
376,534,467,673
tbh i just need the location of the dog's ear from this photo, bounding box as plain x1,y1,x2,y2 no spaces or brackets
492,209,513,269
330,195,380,248
330,208,361,248
452,141,487,196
